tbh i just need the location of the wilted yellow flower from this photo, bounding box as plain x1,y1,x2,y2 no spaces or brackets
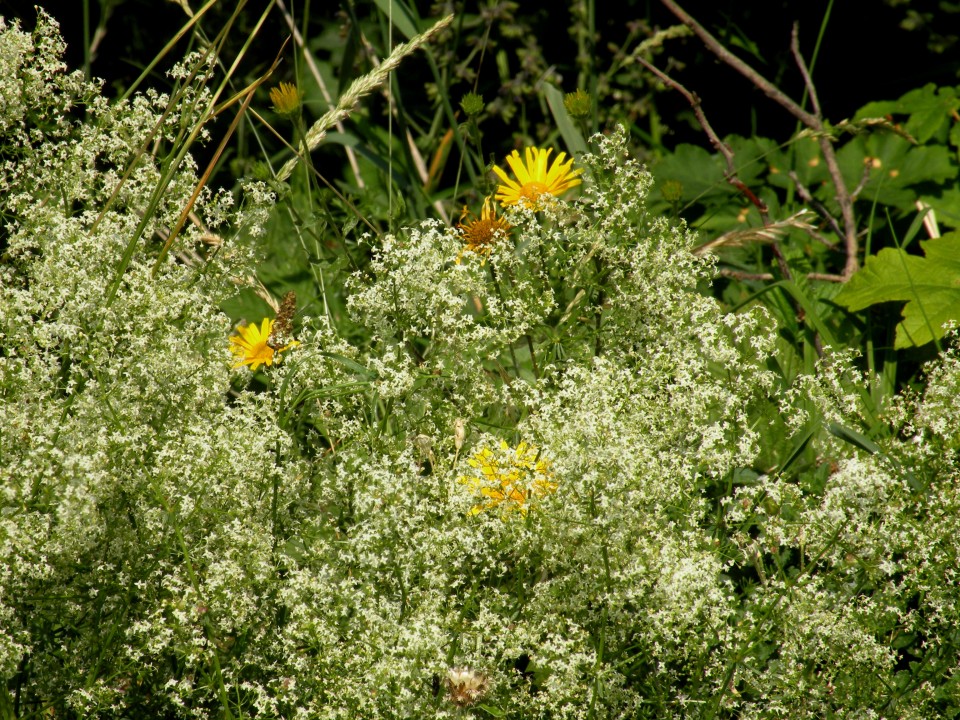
493,147,582,209
460,439,556,516
457,196,511,260
229,318,297,371
269,82,301,117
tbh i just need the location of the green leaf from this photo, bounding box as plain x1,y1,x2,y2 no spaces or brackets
834,232,960,348
855,83,959,144
652,143,728,205
826,423,883,455
777,424,816,474
833,133,955,211
766,134,829,192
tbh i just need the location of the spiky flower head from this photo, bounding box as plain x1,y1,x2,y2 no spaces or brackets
563,88,591,119
269,82,302,118
460,91,485,117
457,196,512,260
229,317,298,371
493,146,583,209
445,667,490,707
660,179,684,203
460,440,557,516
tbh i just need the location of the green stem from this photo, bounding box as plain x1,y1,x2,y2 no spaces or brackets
488,264,520,376
525,333,540,379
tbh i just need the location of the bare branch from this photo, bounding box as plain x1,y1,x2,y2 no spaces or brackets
719,269,846,283
788,171,844,240
817,139,859,278
806,272,847,282
790,23,821,118
660,0,860,279
659,0,818,127
849,162,873,203
718,269,775,281
637,57,769,222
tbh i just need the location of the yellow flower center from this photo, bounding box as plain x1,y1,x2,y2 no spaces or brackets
519,181,549,204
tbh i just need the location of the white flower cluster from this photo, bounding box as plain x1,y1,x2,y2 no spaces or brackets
0,12,302,715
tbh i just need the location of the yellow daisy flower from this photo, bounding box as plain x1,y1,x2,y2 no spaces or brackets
460,439,557,516
493,147,583,209
229,318,297,372
457,196,512,260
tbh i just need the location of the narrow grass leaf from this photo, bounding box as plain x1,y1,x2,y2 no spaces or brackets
826,422,882,455
544,82,589,159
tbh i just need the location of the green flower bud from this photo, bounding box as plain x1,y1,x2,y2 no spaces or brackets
563,88,591,119
459,91,485,117
660,179,684,203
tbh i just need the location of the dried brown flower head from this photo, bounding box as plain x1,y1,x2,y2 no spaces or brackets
444,667,490,707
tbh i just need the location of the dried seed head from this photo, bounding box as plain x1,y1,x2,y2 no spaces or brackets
444,667,490,707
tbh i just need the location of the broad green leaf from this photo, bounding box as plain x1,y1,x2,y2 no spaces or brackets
653,143,728,205
765,134,828,192
855,83,959,144
724,134,781,187
834,133,955,211
834,232,960,348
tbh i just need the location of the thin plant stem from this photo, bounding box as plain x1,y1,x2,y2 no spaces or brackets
274,0,365,188
488,264,520,376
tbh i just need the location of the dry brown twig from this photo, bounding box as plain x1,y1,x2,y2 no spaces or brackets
635,57,770,224
658,0,860,281
788,171,844,242
635,56,795,280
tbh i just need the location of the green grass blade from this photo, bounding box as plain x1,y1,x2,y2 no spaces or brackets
544,83,589,158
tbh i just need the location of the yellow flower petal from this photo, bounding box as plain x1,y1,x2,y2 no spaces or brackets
228,316,297,372
458,440,557,518
493,147,582,210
